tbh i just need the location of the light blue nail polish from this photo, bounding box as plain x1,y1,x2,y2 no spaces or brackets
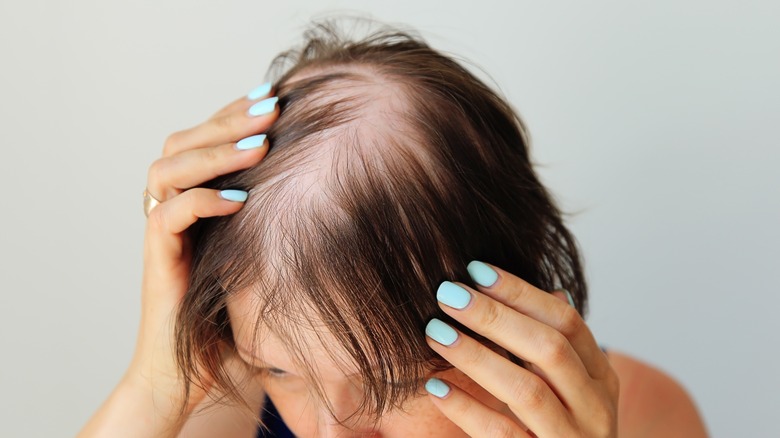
562,288,575,307
219,189,248,202
425,318,458,346
437,281,471,310
235,134,267,150
247,82,272,100
248,96,278,117
467,260,498,287
425,378,450,398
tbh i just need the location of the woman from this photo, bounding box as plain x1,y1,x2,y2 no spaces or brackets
79,20,708,437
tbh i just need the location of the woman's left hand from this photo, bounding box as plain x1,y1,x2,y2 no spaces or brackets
424,260,619,437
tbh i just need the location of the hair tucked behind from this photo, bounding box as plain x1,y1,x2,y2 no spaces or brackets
173,17,587,430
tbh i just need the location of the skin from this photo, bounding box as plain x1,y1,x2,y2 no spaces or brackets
225,267,708,437
227,293,525,437
78,85,709,438
224,264,710,437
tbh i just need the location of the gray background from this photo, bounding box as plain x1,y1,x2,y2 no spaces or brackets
1,0,778,436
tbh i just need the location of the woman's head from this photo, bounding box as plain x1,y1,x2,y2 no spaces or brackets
175,18,586,435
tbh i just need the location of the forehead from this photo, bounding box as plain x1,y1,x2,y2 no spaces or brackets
226,290,358,378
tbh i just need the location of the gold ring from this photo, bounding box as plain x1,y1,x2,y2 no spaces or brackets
143,188,162,217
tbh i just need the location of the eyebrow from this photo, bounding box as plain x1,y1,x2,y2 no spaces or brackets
236,343,435,380
235,346,432,390
236,345,281,370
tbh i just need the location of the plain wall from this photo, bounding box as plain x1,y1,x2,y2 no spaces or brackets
1,0,778,436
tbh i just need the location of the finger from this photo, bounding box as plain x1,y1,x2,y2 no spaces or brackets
466,261,610,380
435,280,601,418
209,83,274,120
142,188,248,313
145,188,248,263
424,377,532,438
162,96,279,157
425,319,577,437
148,135,269,201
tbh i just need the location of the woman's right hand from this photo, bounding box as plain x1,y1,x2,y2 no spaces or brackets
78,83,280,438
129,84,280,408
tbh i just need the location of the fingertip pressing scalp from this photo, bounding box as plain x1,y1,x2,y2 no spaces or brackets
426,319,459,346
425,378,451,398
247,82,272,100
219,189,248,202
247,96,279,117
436,281,472,310
467,260,498,288
235,134,267,150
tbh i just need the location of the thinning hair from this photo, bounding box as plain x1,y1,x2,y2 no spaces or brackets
174,18,587,431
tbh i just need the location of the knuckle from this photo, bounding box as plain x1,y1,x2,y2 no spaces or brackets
163,131,183,156
604,367,621,399
448,396,472,420
147,159,167,188
478,301,504,330
557,305,585,338
462,341,491,370
202,144,223,168
200,147,229,183
508,277,534,302
214,112,235,130
589,403,617,438
538,331,571,367
483,417,517,438
146,207,169,233
509,374,546,411
181,188,200,211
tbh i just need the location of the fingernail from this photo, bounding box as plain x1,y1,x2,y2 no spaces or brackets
467,260,498,287
247,82,272,100
437,281,471,310
219,189,248,202
235,134,267,150
425,378,450,398
425,318,458,346
561,288,575,308
248,96,278,117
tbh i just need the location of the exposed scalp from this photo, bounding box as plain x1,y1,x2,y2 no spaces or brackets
178,19,587,428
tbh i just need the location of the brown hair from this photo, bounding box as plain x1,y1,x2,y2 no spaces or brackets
174,18,587,430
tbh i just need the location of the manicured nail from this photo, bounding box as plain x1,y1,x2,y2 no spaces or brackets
235,134,267,150
247,82,272,100
467,260,498,287
425,378,451,398
561,288,575,308
437,281,471,310
219,189,248,202
425,318,458,346
248,96,278,117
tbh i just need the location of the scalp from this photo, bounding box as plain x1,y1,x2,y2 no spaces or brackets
178,20,587,428
227,67,450,297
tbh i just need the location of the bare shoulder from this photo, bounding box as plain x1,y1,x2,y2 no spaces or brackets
606,349,709,438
